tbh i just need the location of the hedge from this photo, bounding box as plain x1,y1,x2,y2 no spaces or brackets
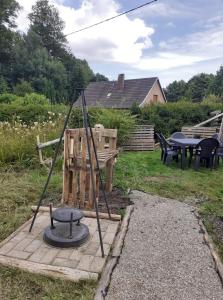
139,101,223,136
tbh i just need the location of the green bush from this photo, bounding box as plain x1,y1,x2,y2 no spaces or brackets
0,94,67,124
13,80,34,96
0,93,18,104
69,108,136,145
139,101,223,136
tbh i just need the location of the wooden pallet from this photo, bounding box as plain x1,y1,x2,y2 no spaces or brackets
181,126,218,138
123,125,155,151
62,126,118,209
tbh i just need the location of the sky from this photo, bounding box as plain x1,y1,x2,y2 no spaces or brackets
15,0,223,86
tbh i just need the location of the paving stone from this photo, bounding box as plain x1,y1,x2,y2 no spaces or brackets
14,238,33,251
57,249,74,259
7,250,31,260
22,225,43,237
28,246,49,262
107,222,119,233
103,232,116,244
0,242,16,255
88,226,97,235
90,256,106,273
91,231,105,243
81,218,92,225
77,255,94,272
70,249,83,261
53,258,78,268
25,239,42,253
98,220,109,231
40,248,58,264
79,239,92,253
84,242,100,256
10,232,27,243
96,243,110,257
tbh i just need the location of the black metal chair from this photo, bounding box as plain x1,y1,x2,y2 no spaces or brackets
155,133,164,161
159,133,179,165
212,133,223,166
171,132,186,139
194,138,219,171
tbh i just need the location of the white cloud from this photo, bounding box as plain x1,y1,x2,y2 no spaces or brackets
136,52,204,71
16,0,155,64
158,21,223,62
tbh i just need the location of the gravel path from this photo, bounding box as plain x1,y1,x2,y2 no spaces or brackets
106,191,223,300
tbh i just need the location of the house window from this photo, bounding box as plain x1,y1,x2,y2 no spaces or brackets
153,95,158,102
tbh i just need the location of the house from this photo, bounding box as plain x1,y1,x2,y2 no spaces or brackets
76,74,166,109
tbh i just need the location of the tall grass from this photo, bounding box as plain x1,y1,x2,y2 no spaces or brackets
0,112,64,166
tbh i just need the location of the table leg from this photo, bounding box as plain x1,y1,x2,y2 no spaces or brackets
181,146,186,169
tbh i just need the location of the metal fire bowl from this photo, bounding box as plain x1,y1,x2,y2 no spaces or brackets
43,222,89,248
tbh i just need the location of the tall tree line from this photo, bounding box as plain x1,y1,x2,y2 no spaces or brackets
0,0,108,102
165,67,223,103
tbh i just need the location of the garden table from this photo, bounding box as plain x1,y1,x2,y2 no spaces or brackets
169,138,201,169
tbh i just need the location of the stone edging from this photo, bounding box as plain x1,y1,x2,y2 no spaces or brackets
194,211,223,286
94,205,134,300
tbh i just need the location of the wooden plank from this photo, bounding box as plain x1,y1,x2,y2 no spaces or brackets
0,255,98,282
31,206,121,221
193,113,223,127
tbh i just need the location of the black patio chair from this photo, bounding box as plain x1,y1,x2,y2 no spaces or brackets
194,138,219,171
171,132,186,139
155,132,164,161
159,133,180,165
212,133,223,166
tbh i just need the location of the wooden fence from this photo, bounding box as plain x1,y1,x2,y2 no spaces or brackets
122,125,155,151
181,126,218,138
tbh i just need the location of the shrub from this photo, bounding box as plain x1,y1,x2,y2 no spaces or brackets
23,93,50,105
0,93,18,104
13,80,34,96
69,108,136,145
0,117,64,166
139,101,223,136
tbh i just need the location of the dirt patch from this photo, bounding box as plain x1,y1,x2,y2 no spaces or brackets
43,187,132,215
98,187,132,214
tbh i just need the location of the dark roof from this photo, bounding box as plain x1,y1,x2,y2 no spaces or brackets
75,77,160,109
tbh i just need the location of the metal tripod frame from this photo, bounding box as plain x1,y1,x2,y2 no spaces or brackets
29,89,112,257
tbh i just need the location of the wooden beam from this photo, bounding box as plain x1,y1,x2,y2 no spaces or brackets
31,206,121,221
0,255,98,282
193,112,223,128
37,137,64,149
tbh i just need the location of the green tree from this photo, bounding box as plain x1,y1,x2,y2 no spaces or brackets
209,66,223,96
186,73,214,102
0,76,9,93
29,0,66,58
92,73,109,82
11,33,68,102
13,80,33,96
0,0,20,63
165,80,187,102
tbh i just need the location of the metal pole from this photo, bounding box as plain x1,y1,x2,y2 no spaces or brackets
82,93,111,218
29,97,78,232
81,90,105,257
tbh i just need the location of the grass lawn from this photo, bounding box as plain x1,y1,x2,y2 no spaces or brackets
1,149,223,298
0,168,96,300
114,150,223,260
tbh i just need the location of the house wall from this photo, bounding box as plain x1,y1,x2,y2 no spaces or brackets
140,81,165,107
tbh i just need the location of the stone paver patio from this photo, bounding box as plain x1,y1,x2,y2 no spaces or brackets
0,212,119,282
